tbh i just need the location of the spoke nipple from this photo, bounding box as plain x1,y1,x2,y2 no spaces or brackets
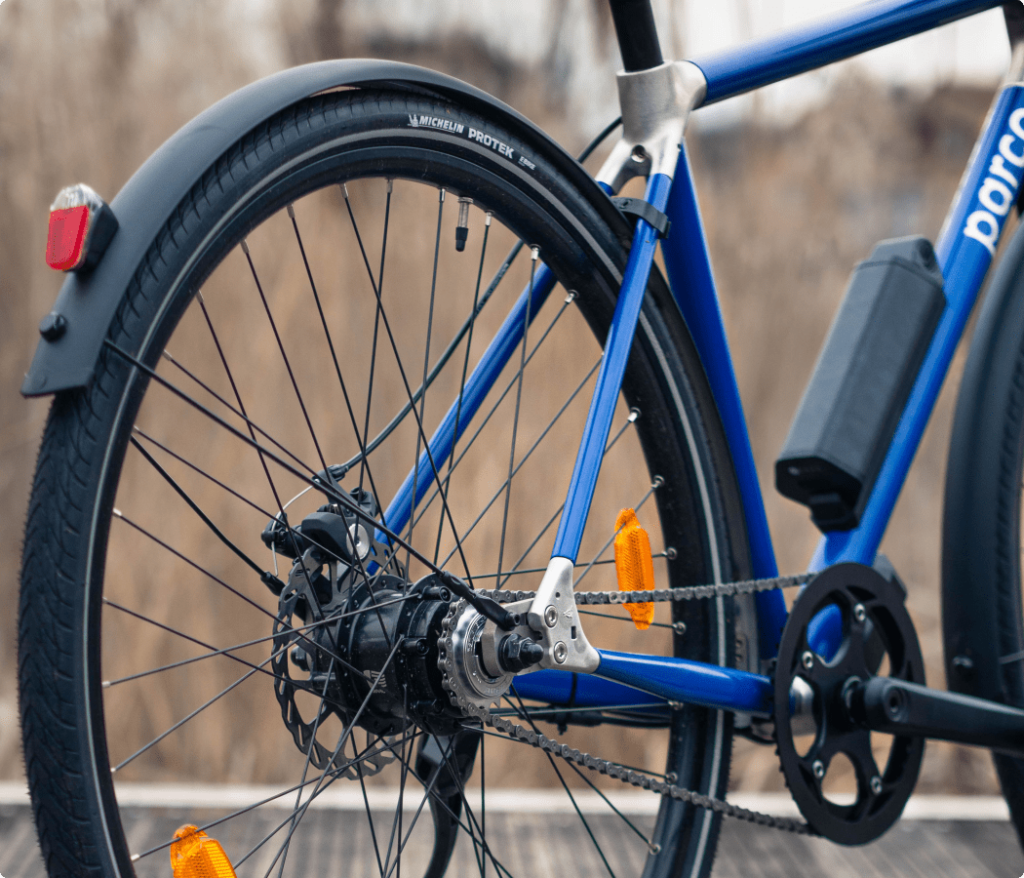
341,183,350,200
870,775,883,795
666,771,678,783
240,239,250,257
648,842,662,855
485,211,492,226
161,350,173,362
801,650,815,671
111,765,118,775
130,853,140,862
854,603,867,623
286,203,296,220
112,508,123,518
102,681,111,689
531,245,540,261
440,188,446,202
628,407,641,422
386,178,394,194
672,621,686,634
196,290,205,305
812,759,825,781
665,547,678,560
653,475,664,488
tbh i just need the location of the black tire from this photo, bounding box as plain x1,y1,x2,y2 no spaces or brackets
942,221,1024,848
19,89,751,878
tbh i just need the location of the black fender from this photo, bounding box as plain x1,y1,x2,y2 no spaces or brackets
22,59,621,397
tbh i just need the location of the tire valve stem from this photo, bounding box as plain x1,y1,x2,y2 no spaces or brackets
455,196,472,251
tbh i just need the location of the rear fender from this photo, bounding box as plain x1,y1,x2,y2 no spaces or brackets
22,59,621,397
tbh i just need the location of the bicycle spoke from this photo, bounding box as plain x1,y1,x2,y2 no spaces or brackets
436,353,602,568
194,292,289,513
129,435,271,581
411,292,586,547
287,202,390,532
372,733,513,878
497,408,640,589
223,729,422,870
273,655,335,877
257,635,406,878
507,689,617,878
104,341,457,580
341,180,392,495
574,476,661,589
102,595,412,688
159,349,311,477
241,239,330,475
109,510,368,679
189,294,343,625
434,211,492,566
341,185,478,585
408,189,446,568
495,247,537,582
353,734,387,878
112,653,272,773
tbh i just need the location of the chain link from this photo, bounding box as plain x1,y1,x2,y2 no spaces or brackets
439,573,818,836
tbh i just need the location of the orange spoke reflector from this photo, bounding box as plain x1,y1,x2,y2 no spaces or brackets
613,508,655,630
170,824,238,878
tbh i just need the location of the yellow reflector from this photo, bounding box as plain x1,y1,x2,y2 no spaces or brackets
614,508,655,629
170,824,237,878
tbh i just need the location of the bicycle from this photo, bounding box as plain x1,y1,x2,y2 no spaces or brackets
17,0,1024,875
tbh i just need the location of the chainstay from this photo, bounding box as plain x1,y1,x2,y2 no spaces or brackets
445,572,818,836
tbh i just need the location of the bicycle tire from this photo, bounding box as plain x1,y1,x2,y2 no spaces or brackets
942,221,1024,847
19,88,751,878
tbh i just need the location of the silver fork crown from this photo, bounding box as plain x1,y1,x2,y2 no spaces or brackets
596,60,708,192
527,557,601,673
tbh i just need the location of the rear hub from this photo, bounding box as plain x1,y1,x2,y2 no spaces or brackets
264,487,468,770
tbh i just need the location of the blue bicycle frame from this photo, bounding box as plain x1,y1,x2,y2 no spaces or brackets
386,0,1024,721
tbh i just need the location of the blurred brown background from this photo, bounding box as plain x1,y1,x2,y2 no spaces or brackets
0,0,1008,795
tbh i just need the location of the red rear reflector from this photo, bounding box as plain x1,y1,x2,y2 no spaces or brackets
46,205,91,271
45,183,118,273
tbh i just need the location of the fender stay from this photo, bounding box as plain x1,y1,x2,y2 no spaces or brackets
22,59,618,397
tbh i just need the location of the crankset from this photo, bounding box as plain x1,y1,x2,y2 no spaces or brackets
774,563,925,845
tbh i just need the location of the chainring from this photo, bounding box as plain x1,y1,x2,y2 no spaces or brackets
774,562,925,844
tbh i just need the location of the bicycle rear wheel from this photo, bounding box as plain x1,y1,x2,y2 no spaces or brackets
19,88,750,878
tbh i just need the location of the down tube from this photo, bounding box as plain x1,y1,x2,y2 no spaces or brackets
660,144,788,659
813,84,1024,571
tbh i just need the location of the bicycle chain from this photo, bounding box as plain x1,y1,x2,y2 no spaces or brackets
438,572,818,836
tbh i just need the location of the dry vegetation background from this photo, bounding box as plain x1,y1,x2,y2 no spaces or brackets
0,0,1008,798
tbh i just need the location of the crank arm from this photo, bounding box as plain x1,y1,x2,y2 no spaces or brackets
850,676,1024,758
